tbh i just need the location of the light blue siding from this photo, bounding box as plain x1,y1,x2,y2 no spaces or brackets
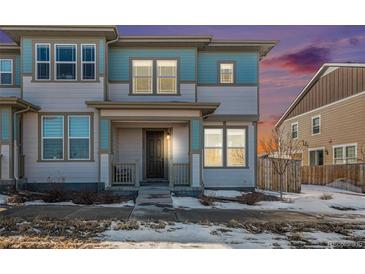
108,48,196,81
22,38,33,73
100,119,110,151
99,39,105,74
1,109,10,141
191,119,201,150
198,51,258,84
15,55,21,85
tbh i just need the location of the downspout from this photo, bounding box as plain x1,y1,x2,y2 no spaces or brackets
13,106,31,189
104,29,119,101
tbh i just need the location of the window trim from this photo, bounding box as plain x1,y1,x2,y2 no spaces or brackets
41,115,65,161
0,58,13,86
156,59,178,94
68,115,91,161
204,128,224,167
81,43,96,81
204,125,248,169
218,61,235,85
291,122,299,139
311,115,321,135
35,43,51,81
308,147,325,166
54,43,77,81
332,143,357,165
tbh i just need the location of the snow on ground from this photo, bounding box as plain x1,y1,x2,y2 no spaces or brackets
0,194,8,205
204,190,242,198
173,184,365,216
22,199,135,207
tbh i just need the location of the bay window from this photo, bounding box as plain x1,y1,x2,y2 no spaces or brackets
81,44,96,80
132,60,153,93
55,44,77,80
157,60,177,93
36,44,50,80
42,116,64,160
204,128,223,167
0,59,13,85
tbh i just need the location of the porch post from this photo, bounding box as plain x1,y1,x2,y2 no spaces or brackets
99,118,112,188
189,118,203,188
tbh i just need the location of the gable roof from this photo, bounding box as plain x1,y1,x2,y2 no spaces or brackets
275,63,365,127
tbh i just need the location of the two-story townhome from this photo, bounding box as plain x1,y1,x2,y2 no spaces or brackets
276,63,365,166
0,26,276,194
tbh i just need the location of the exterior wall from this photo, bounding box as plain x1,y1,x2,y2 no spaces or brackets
203,121,256,188
198,51,258,85
22,112,99,183
0,88,21,97
280,92,365,166
109,83,195,102
197,86,258,115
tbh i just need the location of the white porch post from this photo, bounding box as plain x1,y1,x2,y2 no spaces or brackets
190,118,203,188
99,118,112,188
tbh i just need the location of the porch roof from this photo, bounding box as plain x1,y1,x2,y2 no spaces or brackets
85,101,220,116
0,97,40,111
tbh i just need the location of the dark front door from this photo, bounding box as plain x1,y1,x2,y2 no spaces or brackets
146,131,165,179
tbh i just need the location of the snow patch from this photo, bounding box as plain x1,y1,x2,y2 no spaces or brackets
23,199,135,207
0,194,9,205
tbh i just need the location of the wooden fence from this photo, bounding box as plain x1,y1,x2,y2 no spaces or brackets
257,157,301,193
301,164,365,192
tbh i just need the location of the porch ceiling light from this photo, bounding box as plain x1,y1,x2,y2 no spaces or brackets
166,133,171,140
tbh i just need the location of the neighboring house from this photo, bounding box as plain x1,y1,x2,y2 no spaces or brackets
0,26,276,194
276,63,365,166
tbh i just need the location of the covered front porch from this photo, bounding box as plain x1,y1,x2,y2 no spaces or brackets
86,101,220,191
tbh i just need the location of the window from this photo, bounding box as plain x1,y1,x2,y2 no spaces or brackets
204,128,223,167
36,44,50,80
42,116,64,160
81,44,96,80
311,116,320,135
132,60,153,93
55,44,76,80
309,149,324,166
68,116,90,160
157,60,177,94
219,63,234,84
291,122,298,139
227,129,246,167
333,144,357,164
0,59,13,85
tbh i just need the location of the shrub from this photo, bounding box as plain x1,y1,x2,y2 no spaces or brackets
72,190,96,205
198,195,215,206
6,194,26,204
320,193,333,200
43,183,68,203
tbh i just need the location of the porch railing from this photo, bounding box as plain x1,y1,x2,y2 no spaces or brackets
170,163,190,186
112,161,140,186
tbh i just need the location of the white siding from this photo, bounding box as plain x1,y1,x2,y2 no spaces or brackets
22,76,104,111
197,86,258,115
172,125,189,163
22,112,99,183
0,88,21,97
203,123,256,188
109,83,195,102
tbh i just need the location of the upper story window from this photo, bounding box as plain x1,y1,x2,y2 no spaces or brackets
333,144,357,164
291,122,298,139
132,60,153,94
157,60,177,94
36,43,50,80
219,63,234,84
0,59,13,85
81,44,96,80
311,115,320,135
55,44,77,80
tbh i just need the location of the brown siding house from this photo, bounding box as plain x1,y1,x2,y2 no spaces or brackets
276,63,365,166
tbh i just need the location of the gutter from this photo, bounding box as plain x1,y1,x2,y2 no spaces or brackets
104,27,120,101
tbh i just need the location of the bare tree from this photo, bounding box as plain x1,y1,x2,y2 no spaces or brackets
260,126,302,199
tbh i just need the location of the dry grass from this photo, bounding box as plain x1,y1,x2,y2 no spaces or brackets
113,220,140,230
320,193,333,200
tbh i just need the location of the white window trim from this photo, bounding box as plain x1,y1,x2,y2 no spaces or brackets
291,122,299,139
54,44,77,81
226,128,246,167
35,43,51,81
132,59,154,94
220,63,234,84
332,143,357,165
311,115,321,135
308,147,325,166
81,44,96,81
156,59,177,94
68,115,91,161
0,58,13,85
204,128,224,167
41,115,64,161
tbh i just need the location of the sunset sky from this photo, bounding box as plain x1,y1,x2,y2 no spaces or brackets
2,25,365,148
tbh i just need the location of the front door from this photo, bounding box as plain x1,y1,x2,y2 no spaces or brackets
146,131,165,179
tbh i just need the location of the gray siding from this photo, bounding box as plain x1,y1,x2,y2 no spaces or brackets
22,112,99,183
109,83,195,102
0,88,21,98
203,123,255,188
197,86,258,115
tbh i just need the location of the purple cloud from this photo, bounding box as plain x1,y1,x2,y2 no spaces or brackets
262,46,332,74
